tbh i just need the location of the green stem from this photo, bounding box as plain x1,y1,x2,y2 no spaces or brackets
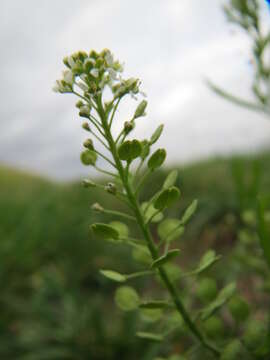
102,209,136,222
97,98,221,358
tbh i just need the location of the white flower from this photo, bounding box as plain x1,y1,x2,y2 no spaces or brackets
108,68,117,80
105,52,114,66
90,68,99,78
77,81,88,92
63,70,73,85
67,56,76,69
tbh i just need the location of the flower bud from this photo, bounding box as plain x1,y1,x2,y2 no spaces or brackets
105,182,117,195
76,100,84,109
91,203,104,212
83,138,94,150
124,121,135,135
82,122,90,131
79,105,90,118
134,100,147,119
82,179,96,188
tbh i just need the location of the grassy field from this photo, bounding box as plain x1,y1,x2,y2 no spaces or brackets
1,150,270,359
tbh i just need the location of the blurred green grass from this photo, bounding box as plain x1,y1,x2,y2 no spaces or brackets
1,151,270,359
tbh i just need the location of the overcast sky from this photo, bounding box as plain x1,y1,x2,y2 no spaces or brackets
1,0,270,180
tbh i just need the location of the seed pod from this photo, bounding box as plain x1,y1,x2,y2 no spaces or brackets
134,100,147,119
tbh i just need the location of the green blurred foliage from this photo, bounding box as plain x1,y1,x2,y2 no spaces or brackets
1,150,270,358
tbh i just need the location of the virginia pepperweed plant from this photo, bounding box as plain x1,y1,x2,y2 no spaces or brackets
54,49,270,359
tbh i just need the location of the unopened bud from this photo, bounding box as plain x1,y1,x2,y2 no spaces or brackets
82,122,90,131
91,202,104,212
82,179,96,188
124,121,135,134
105,182,117,195
79,105,90,118
83,138,94,150
134,100,147,119
76,100,84,109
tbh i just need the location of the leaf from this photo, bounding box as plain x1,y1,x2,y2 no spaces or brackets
141,202,164,223
100,270,126,282
115,286,140,311
201,282,236,320
136,332,164,342
80,149,97,166
163,170,178,189
157,218,184,243
109,221,129,238
150,124,164,145
90,223,119,240
151,249,180,268
181,199,198,225
118,140,142,162
154,187,180,210
192,250,221,275
139,300,171,309
148,149,166,170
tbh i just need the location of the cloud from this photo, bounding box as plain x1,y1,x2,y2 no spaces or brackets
1,0,270,180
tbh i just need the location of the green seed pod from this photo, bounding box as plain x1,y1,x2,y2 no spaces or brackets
203,316,224,339
196,277,217,303
80,150,97,166
228,296,250,322
118,140,142,162
82,179,96,188
83,138,94,150
220,340,246,360
154,187,180,210
243,320,266,352
134,100,147,119
105,182,117,195
148,149,166,170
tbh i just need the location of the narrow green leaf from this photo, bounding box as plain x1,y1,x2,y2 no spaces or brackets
150,124,164,145
90,223,119,240
154,187,180,210
163,170,178,189
80,149,97,166
148,148,166,170
181,199,198,225
192,250,221,275
201,282,236,320
139,300,172,309
118,140,142,162
115,286,140,311
136,332,164,342
100,270,126,282
151,249,180,268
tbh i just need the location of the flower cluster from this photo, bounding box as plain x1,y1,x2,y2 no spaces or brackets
53,49,141,101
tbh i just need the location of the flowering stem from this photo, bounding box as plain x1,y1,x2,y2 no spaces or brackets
96,97,221,358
